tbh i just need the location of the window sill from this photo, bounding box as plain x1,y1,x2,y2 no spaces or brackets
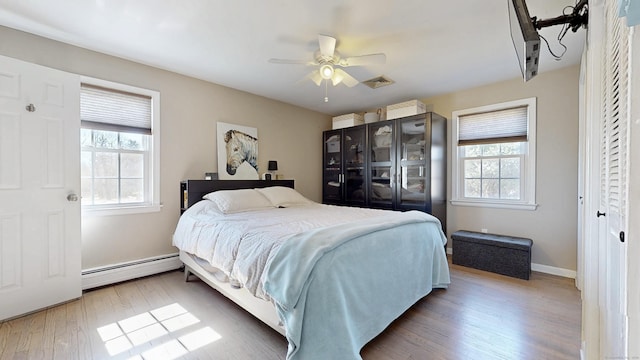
450,199,538,211
82,204,162,217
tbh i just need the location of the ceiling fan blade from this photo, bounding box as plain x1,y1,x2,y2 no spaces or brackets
304,70,323,86
339,53,387,67
333,69,359,87
318,34,337,59
268,58,315,65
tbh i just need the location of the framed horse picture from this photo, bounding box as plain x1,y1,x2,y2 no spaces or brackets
217,122,259,180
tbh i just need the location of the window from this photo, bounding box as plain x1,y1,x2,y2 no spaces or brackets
80,78,160,215
451,98,537,210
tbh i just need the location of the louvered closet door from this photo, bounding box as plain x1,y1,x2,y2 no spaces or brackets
599,3,630,357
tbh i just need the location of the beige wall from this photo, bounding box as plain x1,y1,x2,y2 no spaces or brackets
423,65,580,272
0,26,331,269
0,25,579,272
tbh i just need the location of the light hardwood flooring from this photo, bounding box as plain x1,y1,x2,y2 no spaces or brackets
0,260,581,359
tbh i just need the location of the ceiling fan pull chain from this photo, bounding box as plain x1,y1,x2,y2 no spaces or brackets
324,80,329,102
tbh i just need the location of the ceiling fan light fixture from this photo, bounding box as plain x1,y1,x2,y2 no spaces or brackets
269,34,386,92
320,64,334,79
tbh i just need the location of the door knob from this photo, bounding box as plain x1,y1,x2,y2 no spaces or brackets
67,194,79,202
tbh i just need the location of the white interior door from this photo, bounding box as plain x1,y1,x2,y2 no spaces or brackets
627,26,640,359
598,4,629,357
0,55,81,320
600,100,629,359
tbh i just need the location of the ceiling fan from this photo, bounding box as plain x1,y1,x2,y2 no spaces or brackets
268,34,386,88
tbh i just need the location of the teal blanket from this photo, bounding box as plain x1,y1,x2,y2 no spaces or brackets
264,210,450,360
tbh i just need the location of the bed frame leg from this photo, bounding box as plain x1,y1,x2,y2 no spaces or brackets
184,267,192,282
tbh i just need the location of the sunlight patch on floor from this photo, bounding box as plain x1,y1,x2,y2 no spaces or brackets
96,303,221,358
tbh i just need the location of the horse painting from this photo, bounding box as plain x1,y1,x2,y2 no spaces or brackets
224,129,258,175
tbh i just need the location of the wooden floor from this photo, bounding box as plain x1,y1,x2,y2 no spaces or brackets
0,260,581,359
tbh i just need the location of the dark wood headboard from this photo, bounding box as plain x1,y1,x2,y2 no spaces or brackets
180,179,295,213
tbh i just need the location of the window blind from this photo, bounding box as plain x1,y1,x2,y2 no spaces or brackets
80,84,152,135
458,106,528,145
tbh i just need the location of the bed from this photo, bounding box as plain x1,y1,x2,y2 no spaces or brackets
172,180,450,360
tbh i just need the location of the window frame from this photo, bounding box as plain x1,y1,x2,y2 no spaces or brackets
80,76,161,216
451,97,537,210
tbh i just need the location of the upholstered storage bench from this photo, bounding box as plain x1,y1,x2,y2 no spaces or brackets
451,230,533,280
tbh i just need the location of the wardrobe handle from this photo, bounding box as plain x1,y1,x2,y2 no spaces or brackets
596,211,606,217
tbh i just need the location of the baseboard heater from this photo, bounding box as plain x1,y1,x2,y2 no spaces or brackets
81,253,182,290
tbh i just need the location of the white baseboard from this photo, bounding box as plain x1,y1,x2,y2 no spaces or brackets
447,248,576,279
82,253,182,290
531,263,576,279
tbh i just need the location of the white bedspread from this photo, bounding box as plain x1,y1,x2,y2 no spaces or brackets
172,200,432,301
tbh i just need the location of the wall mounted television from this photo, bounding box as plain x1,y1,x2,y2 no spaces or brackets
508,0,540,81
508,0,588,82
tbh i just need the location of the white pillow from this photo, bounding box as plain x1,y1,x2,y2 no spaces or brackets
255,186,313,207
203,189,274,214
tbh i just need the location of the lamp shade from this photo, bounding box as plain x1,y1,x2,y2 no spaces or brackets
268,160,278,171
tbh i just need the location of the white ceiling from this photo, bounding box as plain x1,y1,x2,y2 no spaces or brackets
0,0,586,116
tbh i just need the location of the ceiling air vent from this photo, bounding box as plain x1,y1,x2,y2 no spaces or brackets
361,75,395,89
